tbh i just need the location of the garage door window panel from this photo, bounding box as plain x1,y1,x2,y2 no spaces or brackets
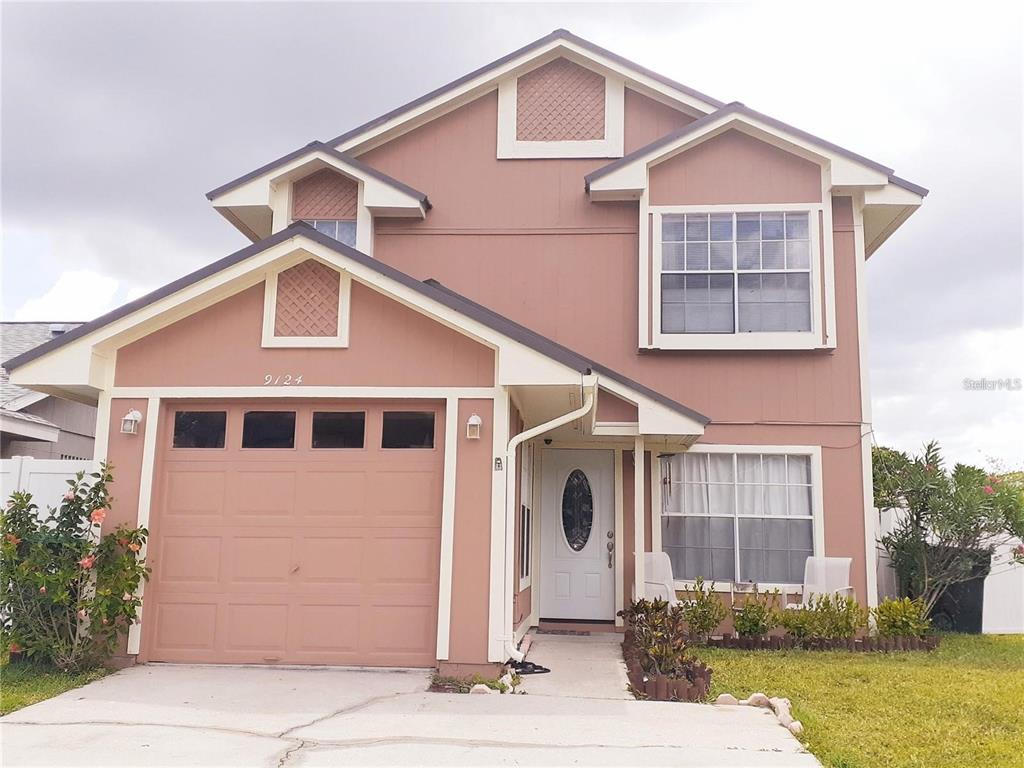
381,411,435,449
312,411,366,449
241,411,297,449
172,411,227,449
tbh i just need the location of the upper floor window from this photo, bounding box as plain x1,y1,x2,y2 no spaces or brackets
660,211,811,335
302,219,357,248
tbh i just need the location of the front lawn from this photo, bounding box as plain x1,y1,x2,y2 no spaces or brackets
1,661,111,715
697,634,1022,768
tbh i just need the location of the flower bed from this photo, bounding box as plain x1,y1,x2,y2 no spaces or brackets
622,628,712,701
707,634,940,652
619,597,713,702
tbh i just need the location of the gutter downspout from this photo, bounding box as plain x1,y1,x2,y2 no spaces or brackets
502,375,597,662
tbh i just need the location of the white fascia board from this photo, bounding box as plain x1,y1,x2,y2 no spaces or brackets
209,151,425,217
9,235,586,394
597,376,704,438
588,114,891,199
337,40,717,156
863,183,925,207
0,412,59,443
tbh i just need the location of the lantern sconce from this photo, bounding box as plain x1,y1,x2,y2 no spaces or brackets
466,413,483,440
120,409,143,435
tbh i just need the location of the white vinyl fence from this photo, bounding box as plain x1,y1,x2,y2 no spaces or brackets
1,457,98,513
877,506,1024,634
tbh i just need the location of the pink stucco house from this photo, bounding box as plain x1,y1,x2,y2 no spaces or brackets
4,30,926,676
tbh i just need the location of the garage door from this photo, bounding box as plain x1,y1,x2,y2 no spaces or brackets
141,401,443,667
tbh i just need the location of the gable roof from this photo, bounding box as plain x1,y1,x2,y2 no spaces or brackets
206,141,431,204
326,28,724,149
208,29,725,202
585,101,928,196
4,223,709,427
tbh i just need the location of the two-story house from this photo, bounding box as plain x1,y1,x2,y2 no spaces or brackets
4,30,926,676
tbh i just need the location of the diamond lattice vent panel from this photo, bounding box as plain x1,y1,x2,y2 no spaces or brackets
274,259,341,337
292,169,358,220
516,58,606,142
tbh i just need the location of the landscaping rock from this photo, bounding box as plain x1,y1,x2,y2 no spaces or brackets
469,683,496,695
714,693,739,706
788,720,804,735
770,697,794,727
741,692,771,708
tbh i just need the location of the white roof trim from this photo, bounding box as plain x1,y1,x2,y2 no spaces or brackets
0,411,59,443
335,38,719,157
209,150,426,218
588,111,892,200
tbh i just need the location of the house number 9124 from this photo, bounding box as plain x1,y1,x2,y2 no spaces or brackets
263,374,303,386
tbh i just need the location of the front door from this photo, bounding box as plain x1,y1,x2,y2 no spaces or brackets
539,449,615,620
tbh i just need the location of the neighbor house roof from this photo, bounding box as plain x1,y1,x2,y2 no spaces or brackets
1,322,81,407
585,101,928,196
3,224,709,426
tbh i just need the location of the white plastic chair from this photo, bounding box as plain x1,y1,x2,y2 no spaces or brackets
643,552,685,607
787,556,854,608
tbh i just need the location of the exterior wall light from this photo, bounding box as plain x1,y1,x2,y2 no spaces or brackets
466,413,483,440
120,409,143,435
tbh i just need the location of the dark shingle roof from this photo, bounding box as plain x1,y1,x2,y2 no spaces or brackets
2,225,709,426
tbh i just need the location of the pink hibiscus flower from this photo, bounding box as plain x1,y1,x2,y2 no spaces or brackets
90,509,107,524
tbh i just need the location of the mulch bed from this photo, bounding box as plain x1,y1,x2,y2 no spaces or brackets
708,634,940,652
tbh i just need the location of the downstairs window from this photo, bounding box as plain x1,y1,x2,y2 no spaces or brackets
660,451,816,585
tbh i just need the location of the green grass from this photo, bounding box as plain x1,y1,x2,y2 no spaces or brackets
1,661,111,715
696,634,1023,768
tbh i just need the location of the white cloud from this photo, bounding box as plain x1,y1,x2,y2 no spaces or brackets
872,327,1024,471
14,271,123,322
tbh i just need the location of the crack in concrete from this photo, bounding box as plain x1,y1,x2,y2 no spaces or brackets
275,738,310,768
1,721,802,756
275,690,423,738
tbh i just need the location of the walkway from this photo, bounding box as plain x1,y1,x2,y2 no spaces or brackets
517,630,632,699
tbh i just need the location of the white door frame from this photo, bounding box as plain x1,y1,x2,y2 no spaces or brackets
537,447,617,621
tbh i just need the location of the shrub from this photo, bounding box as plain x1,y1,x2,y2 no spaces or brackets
620,598,705,681
733,589,779,638
777,594,867,643
872,597,931,638
810,593,868,640
777,604,816,640
0,464,149,671
681,577,728,645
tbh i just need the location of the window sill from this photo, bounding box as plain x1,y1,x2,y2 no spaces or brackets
672,580,803,595
650,332,830,351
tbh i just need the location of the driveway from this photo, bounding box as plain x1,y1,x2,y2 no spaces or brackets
1,664,819,767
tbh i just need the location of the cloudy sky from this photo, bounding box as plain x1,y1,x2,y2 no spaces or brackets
2,2,1021,468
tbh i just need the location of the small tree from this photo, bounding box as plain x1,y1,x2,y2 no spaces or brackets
873,442,1024,615
1,463,149,671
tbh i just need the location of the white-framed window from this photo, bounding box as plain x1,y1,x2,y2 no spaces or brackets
650,205,825,350
661,210,812,334
302,219,357,248
519,442,534,589
660,447,823,587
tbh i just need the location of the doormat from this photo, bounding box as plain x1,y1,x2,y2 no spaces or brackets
536,629,591,636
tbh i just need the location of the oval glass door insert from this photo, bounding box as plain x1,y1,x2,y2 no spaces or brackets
561,469,594,552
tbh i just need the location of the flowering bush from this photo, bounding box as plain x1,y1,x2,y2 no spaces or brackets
1,463,149,671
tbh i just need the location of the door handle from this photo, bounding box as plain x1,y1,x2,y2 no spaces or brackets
607,540,614,568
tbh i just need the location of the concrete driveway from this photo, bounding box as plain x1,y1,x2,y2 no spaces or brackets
1,664,819,767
